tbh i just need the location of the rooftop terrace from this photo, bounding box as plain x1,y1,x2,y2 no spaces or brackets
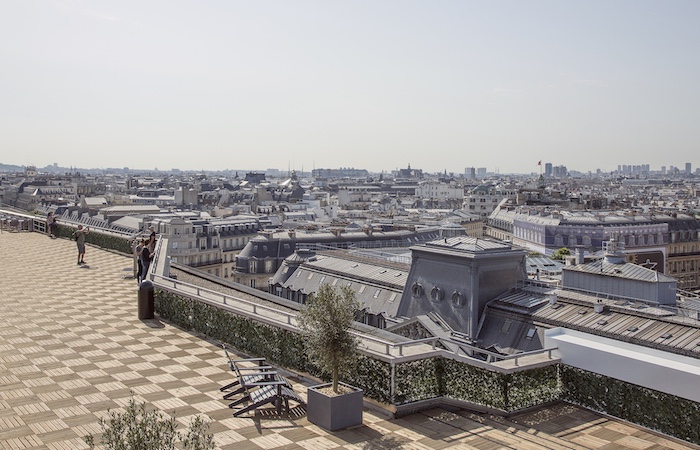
1,231,697,449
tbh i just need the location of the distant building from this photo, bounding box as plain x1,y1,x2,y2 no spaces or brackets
245,172,266,184
396,164,423,179
463,184,517,218
544,163,553,177
311,168,369,178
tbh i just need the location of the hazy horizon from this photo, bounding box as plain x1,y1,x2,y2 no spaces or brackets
2,1,699,174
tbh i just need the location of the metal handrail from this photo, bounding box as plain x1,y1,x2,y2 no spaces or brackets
151,273,297,326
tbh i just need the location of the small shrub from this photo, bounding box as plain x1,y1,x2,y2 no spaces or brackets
84,394,215,450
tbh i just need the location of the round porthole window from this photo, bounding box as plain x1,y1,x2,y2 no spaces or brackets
411,282,423,297
452,291,465,307
430,286,444,302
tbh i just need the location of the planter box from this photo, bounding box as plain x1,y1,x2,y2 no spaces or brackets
307,382,363,431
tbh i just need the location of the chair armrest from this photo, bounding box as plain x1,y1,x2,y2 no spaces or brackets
247,380,286,387
241,371,278,378
237,365,274,371
231,357,266,364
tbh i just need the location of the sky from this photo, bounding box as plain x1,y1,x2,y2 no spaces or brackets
2,1,699,175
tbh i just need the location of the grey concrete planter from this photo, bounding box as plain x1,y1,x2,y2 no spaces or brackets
307,382,363,431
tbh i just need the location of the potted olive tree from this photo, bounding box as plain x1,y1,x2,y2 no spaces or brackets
298,283,363,431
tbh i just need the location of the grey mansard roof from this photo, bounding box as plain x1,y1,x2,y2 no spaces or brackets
563,259,676,283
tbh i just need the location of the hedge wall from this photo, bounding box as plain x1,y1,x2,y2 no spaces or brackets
54,223,132,254
561,365,700,445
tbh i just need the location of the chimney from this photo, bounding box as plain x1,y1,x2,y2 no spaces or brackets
594,299,607,313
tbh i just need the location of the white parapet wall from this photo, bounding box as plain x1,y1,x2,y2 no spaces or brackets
544,327,700,403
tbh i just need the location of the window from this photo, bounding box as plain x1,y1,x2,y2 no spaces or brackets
430,286,444,302
411,282,423,297
373,289,381,298
525,328,536,339
500,320,512,333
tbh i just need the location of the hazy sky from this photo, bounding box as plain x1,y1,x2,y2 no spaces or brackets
2,1,699,174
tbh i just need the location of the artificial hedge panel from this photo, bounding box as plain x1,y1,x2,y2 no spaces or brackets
343,357,392,404
155,290,311,373
503,364,561,411
154,290,193,331
393,358,441,404
442,358,508,410
561,366,700,446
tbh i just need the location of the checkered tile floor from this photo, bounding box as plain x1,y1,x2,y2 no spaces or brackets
1,231,697,449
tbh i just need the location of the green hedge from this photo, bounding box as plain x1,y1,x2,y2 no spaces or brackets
442,358,510,410
155,290,310,372
55,223,132,254
561,366,700,445
394,358,442,404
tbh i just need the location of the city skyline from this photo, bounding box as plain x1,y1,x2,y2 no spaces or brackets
2,1,699,174
1,159,697,177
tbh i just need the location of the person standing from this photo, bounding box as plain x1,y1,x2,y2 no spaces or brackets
132,238,143,283
46,213,57,238
147,225,157,253
139,238,153,281
72,225,89,265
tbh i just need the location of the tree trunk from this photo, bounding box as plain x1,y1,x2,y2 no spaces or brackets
332,366,339,393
